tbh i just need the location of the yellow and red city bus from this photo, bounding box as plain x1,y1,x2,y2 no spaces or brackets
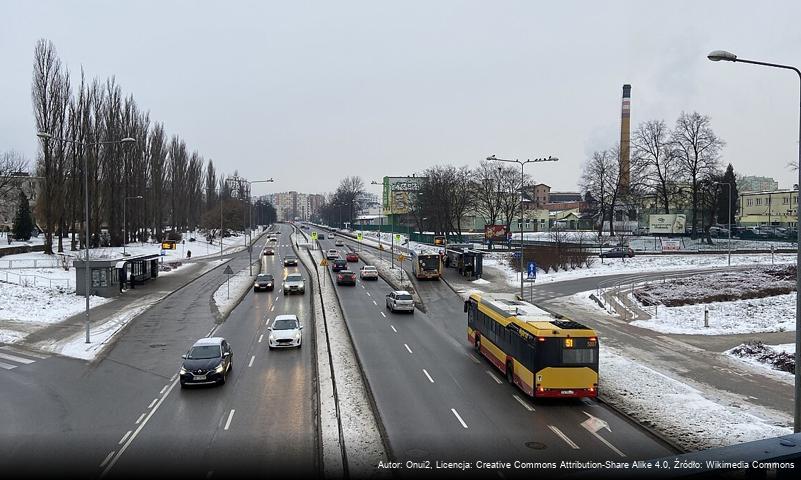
466,292,599,398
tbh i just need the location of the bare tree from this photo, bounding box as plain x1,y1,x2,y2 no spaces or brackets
0,151,30,199
472,160,503,227
450,166,474,237
632,119,678,214
580,148,619,236
672,111,725,238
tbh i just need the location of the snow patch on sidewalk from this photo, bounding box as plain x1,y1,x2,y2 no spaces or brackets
213,263,256,318
601,346,791,451
52,302,152,360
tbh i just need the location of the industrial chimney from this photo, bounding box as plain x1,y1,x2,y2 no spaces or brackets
619,84,631,192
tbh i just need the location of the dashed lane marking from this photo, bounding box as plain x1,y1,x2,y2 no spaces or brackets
390,325,397,333
467,354,481,364
549,425,580,449
486,370,503,384
118,431,132,445
224,409,236,431
258,334,264,343
513,394,535,412
159,384,168,395
404,344,413,354
423,369,435,383
99,451,115,468
380,312,386,318
372,300,377,306
147,398,158,409
451,408,468,428
248,356,255,368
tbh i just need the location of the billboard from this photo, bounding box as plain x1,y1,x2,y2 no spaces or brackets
648,214,686,234
383,176,424,215
484,224,508,242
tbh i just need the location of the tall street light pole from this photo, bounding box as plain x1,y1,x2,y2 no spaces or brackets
123,195,143,257
370,180,384,263
242,178,274,276
37,132,135,344
488,154,558,300
708,49,801,432
713,181,732,266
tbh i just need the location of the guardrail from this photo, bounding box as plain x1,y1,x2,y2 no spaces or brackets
0,270,71,289
0,257,74,269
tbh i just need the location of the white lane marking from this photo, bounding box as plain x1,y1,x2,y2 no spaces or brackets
99,451,115,468
278,288,282,293
248,355,255,368
118,431,132,445
486,370,503,384
0,361,16,370
270,305,275,311
467,354,481,364
0,346,48,359
361,284,365,289
147,398,158,409
423,369,435,383
159,384,169,395
451,408,468,428
224,409,236,430
372,300,377,306
390,325,397,333
513,394,535,412
134,413,146,425
404,344,413,354
265,318,270,326
258,334,264,343
365,291,371,297
380,312,386,318
583,426,627,457
549,425,580,449
0,352,36,364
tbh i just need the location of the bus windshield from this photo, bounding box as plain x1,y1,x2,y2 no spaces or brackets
419,256,439,270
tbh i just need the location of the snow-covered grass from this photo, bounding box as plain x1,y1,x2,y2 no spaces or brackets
212,265,255,318
726,341,795,378
629,293,796,335
0,282,111,345
484,251,797,287
601,346,791,451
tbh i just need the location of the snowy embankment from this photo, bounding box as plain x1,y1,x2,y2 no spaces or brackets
293,228,388,478
601,346,791,451
0,282,111,344
354,247,420,305
212,262,257,319
727,341,795,378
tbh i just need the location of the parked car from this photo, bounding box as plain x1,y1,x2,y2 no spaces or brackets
326,249,340,260
359,265,378,280
268,314,303,349
253,273,274,291
180,337,233,387
335,239,344,247
386,290,415,313
346,252,359,262
331,258,347,272
708,226,729,237
632,226,649,236
283,255,298,266
336,270,357,286
600,246,635,258
282,273,305,295
263,247,274,255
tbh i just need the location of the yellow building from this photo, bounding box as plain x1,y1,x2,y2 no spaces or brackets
737,189,798,227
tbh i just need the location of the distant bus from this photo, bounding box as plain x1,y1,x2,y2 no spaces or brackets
466,292,599,398
410,249,441,279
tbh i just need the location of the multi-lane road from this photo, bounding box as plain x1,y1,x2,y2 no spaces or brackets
309,226,675,477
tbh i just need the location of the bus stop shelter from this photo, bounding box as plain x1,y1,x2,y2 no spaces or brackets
75,253,160,297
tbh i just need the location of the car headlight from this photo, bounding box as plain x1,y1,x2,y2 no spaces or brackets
180,366,187,374
215,363,225,373
267,282,272,286
269,334,276,342
294,333,301,341
254,282,259,287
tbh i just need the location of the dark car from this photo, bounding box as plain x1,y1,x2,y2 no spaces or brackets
254,273,275,291
331,258,347,272
263,247,275,256
600,246,635,258
284,255,298,266
336,270,357,286
180,337,233,387
346,252,359,262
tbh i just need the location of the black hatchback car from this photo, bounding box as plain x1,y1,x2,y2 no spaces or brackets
254,273,274,291
180,337,233,387
331,258,347,272
283,255,298,266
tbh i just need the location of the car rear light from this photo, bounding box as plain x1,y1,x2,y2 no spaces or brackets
537,337,546,342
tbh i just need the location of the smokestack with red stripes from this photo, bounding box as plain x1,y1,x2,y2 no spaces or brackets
620,84,631,192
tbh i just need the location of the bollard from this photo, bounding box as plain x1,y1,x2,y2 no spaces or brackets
704,307,709,328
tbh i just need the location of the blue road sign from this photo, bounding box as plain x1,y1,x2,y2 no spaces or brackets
527,261,537,280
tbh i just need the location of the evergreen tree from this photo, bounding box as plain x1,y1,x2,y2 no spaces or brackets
716,164,738,226
12,190,34,241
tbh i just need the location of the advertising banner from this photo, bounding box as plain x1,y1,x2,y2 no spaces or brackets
484,224,508,242
648,214,686,234
383,176,424,215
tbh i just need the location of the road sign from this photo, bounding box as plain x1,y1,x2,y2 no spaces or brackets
526,261,537,281
398,254,405,263
311,232,318,241
320,258,329,267
161,240,177,250
223,265,234,275
394,234,401,243
357,232,363,241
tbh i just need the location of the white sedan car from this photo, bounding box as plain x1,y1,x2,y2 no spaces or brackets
359,265,378,280
268,314,303,349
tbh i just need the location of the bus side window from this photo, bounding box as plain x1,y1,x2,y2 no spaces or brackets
464,301,469,313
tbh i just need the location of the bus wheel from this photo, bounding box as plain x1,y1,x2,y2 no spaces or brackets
506,362,514,384
474,336,481,353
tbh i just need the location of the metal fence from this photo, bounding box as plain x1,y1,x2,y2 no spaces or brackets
0,257,74,269
0,270,72,289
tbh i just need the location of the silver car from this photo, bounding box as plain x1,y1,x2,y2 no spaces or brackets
282,273,305,295
386,290,414,314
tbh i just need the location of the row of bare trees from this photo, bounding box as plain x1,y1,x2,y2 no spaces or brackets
581,111,729,237
30,39,260,255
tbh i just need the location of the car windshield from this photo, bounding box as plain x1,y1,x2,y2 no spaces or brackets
286,274,302,281
363,266,375,271
257,274,273,281
286,256,296,260
397,294,413,301
187,345,221,359
273,318,298,330
340,271,353,275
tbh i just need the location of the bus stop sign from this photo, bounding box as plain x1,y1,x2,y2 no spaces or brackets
527,261,537,280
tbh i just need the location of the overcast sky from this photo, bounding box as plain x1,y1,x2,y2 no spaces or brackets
2,1,800,196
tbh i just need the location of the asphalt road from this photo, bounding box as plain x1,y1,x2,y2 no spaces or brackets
0,225,318,479
314,228,675,478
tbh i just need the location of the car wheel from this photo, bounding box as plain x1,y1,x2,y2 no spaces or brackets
180,381,186,389
475,336,481,353
283,291,287,296
506,362,514,384
268,345,273,350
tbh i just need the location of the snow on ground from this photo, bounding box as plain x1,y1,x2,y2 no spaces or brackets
53,302,152,360
0,282,111,345
601,346,791,451
629,293,796,335
726,341,795,378
212,264,255,318
484,251,796,287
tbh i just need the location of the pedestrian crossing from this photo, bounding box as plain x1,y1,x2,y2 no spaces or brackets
0,346,48,370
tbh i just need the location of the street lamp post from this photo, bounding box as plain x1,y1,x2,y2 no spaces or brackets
713,181,732,266
243,178,274,276
123,195,143,257
37,132,135,344
708,49,801,432
488,154,558,300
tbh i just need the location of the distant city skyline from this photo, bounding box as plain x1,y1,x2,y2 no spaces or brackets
2,1,800,194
